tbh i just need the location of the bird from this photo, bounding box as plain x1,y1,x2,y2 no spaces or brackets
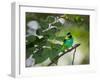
61,32,74,52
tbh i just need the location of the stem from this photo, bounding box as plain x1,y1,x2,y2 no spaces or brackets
72,48,76,65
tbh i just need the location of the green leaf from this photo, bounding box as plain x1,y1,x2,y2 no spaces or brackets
46,16,55,23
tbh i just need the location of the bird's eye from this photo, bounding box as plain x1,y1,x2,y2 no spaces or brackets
67,32,71,35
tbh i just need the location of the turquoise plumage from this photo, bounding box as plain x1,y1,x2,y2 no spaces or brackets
61,32,73,51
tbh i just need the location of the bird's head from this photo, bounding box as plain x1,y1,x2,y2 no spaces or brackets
66,32,72,39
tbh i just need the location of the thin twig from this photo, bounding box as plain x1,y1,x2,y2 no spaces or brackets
72,48,76,65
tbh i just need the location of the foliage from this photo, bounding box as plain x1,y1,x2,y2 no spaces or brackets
26,12,90,66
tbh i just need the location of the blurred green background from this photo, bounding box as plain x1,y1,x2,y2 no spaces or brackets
26,12,89,66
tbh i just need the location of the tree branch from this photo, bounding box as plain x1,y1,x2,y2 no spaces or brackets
48,44,80,66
